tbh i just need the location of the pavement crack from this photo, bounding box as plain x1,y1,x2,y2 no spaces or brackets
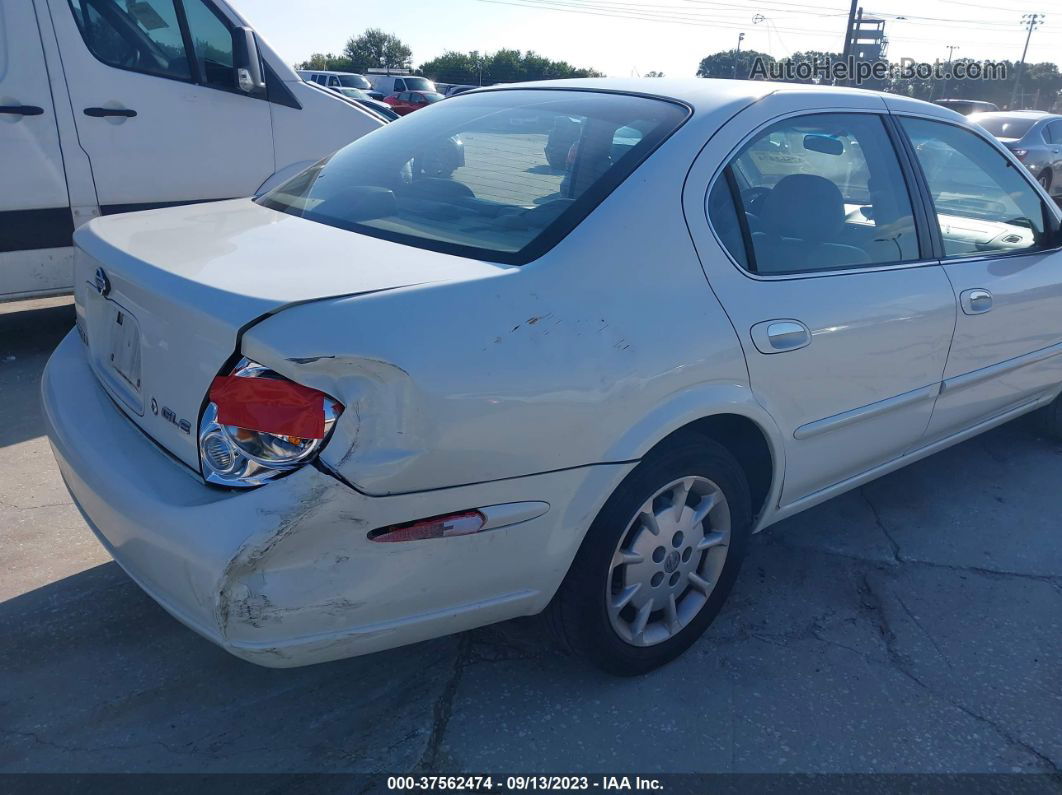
856,575,1060,773
859,487,902,565
775,541,1062,590
415,634,470,773
894,593,953,669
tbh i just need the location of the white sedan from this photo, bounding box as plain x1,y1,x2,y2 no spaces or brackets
43,79,1062,674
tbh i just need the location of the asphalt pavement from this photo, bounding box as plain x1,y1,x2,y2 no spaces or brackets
1,296,1059,776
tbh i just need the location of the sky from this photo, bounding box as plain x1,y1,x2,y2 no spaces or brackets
234,0,1059,80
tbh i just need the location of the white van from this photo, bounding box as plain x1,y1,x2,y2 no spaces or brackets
0,0,384,302
366,73,437,97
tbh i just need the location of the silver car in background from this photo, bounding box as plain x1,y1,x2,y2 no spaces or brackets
971,111,1062,198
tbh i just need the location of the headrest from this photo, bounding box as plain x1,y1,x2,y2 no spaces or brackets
760,174,846,242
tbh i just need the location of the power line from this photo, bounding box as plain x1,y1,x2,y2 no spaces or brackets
473,0,849,35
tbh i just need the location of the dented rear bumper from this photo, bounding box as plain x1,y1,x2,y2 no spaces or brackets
42,331,632,667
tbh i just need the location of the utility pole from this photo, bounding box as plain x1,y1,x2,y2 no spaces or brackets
839,0,859,84
841,0,858,61
734,32,745,79
929,45,959,101
1010,13,1044,109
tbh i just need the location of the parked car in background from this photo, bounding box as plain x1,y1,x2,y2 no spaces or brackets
321,85,400,120
43,79,1062,676
446,84,478,96
970,111,1062,196
934,98,999,116
368,74,437,96
0,0,384,302
298,70,384,100
384,91,445,115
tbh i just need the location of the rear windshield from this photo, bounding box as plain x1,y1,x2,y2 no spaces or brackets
338,74,371,90
973,116,1037,139
257,90,688,264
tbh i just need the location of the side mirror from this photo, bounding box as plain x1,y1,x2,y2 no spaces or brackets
233,27,266,96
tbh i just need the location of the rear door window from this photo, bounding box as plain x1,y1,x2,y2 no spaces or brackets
708,113,920,274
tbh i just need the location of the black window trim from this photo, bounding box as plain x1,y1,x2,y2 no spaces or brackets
705,109,935,280
258,87,693,267
891,111,1062,265
64,0,290,106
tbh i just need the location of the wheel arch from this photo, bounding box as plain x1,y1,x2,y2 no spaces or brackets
600,383,785,525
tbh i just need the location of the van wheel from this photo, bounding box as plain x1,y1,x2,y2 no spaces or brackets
547,437,751,676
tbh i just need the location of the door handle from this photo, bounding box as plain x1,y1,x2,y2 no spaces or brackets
84,107,137,118
750,319,811,354
960,288,992,315
0,105,44,116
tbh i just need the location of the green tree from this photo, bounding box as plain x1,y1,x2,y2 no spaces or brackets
419,49,603,86
343,28,412,73
295,52,352,71
697,49,773,80
644,70,665,78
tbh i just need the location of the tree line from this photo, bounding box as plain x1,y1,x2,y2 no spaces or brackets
697,50,1062,111
297,29,602,85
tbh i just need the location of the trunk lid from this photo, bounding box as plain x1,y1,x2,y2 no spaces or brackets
74,199,503,471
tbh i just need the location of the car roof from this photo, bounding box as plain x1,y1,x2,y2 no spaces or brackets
469,77,949,116
971,111,1057,121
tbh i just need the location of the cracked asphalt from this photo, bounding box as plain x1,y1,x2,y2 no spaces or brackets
2,297,1060,775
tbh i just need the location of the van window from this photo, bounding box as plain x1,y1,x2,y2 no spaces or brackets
68,0,191,81
258,89,688,264
182,0,233,90
394,79,406,91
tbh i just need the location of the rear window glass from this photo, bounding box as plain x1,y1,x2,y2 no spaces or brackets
972,116,1037,139
257,90,688,264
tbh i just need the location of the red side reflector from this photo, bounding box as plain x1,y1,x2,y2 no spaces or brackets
209,375,331,439
370,511,486,543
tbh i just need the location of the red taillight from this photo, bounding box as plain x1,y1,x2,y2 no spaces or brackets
370,511,486,543
208,375,337,439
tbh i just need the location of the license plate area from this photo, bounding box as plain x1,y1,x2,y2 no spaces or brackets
88,297,146,416
109,307,142,392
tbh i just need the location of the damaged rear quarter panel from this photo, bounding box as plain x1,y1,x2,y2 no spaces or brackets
240,134,750,497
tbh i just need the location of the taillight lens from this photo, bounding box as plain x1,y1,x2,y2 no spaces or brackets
198,358,342,488
1011,148,1028,160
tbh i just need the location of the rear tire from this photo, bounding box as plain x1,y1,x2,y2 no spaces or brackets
547,436,751,676
1038,170,1052,194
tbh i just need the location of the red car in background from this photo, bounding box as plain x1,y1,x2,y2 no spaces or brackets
383,91,445,115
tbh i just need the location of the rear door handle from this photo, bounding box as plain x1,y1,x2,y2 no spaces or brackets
751,319,811,354
0,105,44,116
960,288,992,315
84,107,137,118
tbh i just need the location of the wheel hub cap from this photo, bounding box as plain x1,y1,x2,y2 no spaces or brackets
606,475,731,647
